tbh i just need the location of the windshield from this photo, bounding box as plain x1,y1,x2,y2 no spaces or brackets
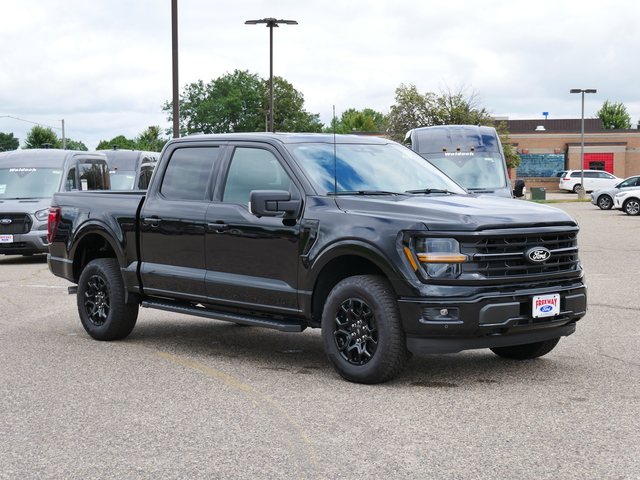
0,168,62,199
109,170,136,190
285,143,466,195
421,152,508,190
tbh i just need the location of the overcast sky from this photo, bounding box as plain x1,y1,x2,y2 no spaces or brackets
2,0,639,149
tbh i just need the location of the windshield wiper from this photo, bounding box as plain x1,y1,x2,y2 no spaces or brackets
404,189,457,195
330,190,403,196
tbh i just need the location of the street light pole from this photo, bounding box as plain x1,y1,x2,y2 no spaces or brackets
245,18,298,133
570,88,597,198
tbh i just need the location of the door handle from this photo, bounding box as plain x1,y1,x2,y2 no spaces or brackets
207,221,229,233
143,217,162,227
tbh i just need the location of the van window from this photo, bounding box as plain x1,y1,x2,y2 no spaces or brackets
77,161,110,190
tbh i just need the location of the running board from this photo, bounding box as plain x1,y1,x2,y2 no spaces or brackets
141,300,307,332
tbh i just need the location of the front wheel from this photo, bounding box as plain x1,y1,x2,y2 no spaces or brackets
490,337,560,360
623,198,640,215
321,275,411,384
77,258,139,340
597,195,613,210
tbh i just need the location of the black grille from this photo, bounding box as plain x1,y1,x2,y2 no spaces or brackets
0,213,32,234
460,230,580,279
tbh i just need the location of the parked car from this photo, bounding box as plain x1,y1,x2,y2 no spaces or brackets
558,170,621,193
614,189,640,215
590,175,640,209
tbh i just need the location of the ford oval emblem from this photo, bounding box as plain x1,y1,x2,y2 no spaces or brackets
0,218,12,225
525,247,551,264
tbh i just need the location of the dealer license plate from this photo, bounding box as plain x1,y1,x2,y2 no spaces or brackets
532,294,560,318
0,234,14,244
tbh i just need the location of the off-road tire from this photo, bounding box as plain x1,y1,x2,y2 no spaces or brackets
490,337,560,360
321,275,411,384
77,258,139,340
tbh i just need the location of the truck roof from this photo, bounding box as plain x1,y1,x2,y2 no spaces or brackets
173,132,393,146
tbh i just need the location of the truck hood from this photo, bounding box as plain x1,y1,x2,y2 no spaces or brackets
333,194,577,231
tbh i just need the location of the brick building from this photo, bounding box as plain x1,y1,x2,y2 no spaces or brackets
497,119,640,190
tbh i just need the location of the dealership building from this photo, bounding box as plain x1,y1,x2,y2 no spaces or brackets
498,118,640,190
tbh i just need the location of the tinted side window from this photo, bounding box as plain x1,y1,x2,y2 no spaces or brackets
584,172,598,178
222,147,292,207
160,147,220,200
77,161,110,190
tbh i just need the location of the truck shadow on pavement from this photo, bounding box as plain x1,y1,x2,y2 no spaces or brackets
0,254,48,265
119,314,579,388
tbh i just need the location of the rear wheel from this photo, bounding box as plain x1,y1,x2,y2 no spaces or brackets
623,198,640,215
77,258,139,340
490,337,560,360
597,195,613,210
572,184,582,193
321,275,411,384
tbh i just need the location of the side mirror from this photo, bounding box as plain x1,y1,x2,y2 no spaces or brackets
249,190,301,218
513,179,526,198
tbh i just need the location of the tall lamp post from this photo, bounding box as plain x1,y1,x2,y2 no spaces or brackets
245,18,298,133
570,88,597,198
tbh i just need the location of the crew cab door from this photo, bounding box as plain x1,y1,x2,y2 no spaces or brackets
139,146,222,302
204,144,303,315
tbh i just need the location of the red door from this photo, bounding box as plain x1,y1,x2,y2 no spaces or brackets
584,153,613,173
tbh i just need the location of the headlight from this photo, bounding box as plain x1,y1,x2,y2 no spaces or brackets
405,237,467,279
34,208,49,221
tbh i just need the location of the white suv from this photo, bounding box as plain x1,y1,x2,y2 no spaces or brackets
558,170,621,193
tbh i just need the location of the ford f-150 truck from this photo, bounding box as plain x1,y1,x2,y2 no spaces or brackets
47,133,587,383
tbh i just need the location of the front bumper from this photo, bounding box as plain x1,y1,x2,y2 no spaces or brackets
0,231,49,255
398,282,587,354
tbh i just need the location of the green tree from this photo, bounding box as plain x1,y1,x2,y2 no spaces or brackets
64,139,88,151
495,121,521,170
23,125,61,149
134,126,168,152
323,108,386,134
597,100,631,130
386,84,495,141
266,76,323,132
386,84,438,141
163,69,322,135
0,132,20,151
434,84,493,126
96,135,137,151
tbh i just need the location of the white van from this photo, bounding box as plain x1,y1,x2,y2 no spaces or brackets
558,170,621,193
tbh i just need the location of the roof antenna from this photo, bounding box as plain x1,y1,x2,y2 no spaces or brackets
333,105,337,195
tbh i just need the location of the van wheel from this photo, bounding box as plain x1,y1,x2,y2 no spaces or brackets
572,184,582,193
77,258,139,340
490,337,560,360
321,275,411,384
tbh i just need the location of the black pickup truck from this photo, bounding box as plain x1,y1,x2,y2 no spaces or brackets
48,133,587,383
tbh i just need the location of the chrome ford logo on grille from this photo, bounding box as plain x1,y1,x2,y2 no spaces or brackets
0,218,12,225
525,247,551,264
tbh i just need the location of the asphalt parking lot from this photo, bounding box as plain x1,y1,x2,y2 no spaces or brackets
1,199,638,480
